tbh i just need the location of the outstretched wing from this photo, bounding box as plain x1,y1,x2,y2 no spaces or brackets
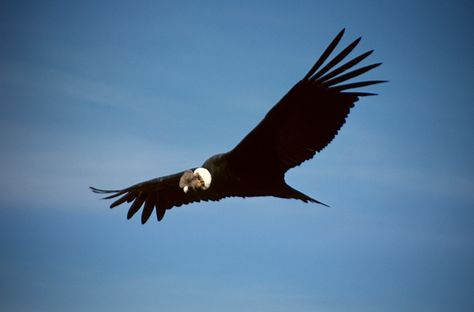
90,170,223,224
228,29,385,173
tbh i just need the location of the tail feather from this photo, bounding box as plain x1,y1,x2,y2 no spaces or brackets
282,184,329,207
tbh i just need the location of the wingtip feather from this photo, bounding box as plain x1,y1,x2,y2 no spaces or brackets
309,36,363,82
156,207,165,221
302,29,346,81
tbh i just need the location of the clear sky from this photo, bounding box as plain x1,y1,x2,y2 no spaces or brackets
1,0,473,311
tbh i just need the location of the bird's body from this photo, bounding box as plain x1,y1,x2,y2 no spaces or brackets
91,29,385,223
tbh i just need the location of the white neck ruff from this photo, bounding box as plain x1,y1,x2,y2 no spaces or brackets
194,168,212,190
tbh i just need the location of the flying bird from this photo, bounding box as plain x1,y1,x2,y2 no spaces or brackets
91,29,385,224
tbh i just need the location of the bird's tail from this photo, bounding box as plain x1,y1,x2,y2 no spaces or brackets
280,184,329,207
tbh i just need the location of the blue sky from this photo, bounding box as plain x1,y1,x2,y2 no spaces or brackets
1,0,473,311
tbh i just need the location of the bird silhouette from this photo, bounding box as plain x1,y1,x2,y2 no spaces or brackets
91,29,385,223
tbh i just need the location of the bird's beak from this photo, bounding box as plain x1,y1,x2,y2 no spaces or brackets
179,170,194,193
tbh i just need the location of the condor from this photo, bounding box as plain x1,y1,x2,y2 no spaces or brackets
91,29,385,223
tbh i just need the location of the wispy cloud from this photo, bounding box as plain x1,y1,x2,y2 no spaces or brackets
0,119,197,210
0,59,158,112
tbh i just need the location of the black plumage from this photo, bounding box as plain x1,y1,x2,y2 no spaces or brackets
91,29,385,223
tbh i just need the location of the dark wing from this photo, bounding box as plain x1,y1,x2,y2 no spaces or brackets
228,29,385,173
90,170,223,224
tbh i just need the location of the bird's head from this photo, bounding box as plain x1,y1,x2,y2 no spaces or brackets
179,168,212,193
